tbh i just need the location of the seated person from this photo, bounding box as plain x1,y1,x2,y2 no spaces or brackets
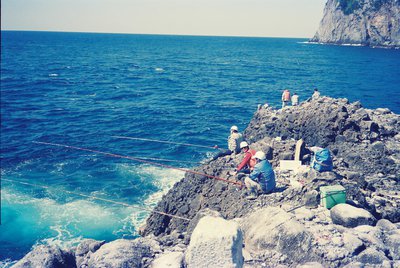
244,151,276,200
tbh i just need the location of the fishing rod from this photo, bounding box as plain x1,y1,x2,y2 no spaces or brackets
111,135,225,151
129,156,201,164
33,141,244,188
2,178,191,221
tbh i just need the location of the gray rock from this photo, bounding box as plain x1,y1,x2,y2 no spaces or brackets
184,216,243,268
75,239,105,268
294,207,315,221
185,208,222,242
376,219,397,232
12,245,75,268
331,204,377,228
151,251,183,268
241,207,313,263
387,233,400,260
88,238,159,268
303,190,320,209
342,232,364,255
357,248,388,264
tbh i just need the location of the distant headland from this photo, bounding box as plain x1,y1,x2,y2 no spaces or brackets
310,0,400,48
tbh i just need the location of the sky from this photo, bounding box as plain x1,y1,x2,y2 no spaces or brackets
1,0,326,38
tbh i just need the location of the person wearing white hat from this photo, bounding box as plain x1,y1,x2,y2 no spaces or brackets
234,141,256,176
244,151,276,200
212,125,243,160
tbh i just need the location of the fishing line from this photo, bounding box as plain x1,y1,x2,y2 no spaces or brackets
33,141,244,188
111,135,224,151
2,178,191,221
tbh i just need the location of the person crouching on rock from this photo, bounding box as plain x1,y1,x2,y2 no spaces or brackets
233,141,256,179
312,88,320,99
212,125,243,160
244,151,276,200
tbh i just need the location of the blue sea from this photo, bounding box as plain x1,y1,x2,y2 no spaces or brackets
1,31,400,264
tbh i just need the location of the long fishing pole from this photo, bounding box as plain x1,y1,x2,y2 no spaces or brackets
2,178,191,221
112,135,224,151
33,141,244,188
134,156,201,164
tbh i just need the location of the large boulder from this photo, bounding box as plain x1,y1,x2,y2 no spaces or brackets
241,207,313,263
12,245,75,268
184,216,243,268
331,204,377,228
88,238,160,268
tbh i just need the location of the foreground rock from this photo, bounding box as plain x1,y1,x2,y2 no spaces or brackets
88,238,160,268
75,239,105,267
184,216,243,268
241,207,313,264
310,0,400,48
12,245,75,268
331,204,377,227
151,251,184,268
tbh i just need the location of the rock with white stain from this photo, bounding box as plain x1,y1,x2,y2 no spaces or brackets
88,238,160,268
185,216,243,268
151,251,184,268
241,207,313,263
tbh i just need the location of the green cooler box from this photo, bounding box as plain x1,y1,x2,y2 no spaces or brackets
320,185,346,209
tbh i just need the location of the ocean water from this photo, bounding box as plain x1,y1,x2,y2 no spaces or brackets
1,31,400,263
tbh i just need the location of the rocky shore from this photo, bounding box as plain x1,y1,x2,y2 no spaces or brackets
12,97,400,267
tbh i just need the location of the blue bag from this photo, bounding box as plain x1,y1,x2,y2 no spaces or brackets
311,148,333,172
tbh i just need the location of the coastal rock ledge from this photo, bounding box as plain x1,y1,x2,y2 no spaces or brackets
310,0,400,48
13,96,400,268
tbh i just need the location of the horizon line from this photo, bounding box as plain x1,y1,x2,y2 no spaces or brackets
1,29,311,39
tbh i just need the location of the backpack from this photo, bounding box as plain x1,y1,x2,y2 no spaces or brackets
311,148,333,172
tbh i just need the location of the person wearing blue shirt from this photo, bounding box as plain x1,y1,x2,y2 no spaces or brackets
244,151,276,200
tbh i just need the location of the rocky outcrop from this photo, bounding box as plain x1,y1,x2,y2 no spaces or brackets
310,0,400,48
143,97,399,239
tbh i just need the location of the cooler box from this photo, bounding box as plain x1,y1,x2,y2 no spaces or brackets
320,185,346,209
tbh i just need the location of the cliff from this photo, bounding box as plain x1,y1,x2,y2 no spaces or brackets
310,0,400,48
12,97,400,267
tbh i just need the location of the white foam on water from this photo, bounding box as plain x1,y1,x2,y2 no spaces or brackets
125,165,185,228
48,73,59,77
1,164,185,260
1,187,124,253
0,259,17,268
